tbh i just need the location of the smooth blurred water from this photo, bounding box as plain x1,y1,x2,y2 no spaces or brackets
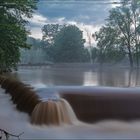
9,66,140,87
2,66,140,139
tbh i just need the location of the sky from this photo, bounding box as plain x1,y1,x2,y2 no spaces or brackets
27,0,121,46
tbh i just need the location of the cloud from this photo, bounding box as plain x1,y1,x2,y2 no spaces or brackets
27,16,67,39
27,0,121,42
29,27,43,39
36,0,121,24
77,24,101,47
27,13,48,26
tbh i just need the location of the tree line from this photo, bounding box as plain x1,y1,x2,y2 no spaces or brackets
38,0,140,67
1,0,140,73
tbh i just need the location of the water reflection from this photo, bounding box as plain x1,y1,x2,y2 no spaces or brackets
9,67,140,87
83,71,98,86
97,68,129,87
97,68,140,87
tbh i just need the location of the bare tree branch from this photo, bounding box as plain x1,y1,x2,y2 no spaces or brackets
0,129,24,140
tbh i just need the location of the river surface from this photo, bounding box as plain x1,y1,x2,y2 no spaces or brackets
10,66,140,87
2,66,140,139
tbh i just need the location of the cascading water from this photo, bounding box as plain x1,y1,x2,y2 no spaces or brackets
0,77,78,126
31,98,77,126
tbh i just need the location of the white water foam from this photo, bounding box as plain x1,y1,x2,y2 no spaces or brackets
1,88,140,139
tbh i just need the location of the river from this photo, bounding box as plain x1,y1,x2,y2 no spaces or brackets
10,66,140,87
1,66,140,139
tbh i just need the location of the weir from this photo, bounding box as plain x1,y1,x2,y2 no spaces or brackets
59,87,140,122
0,76,77,126
1,76,140,126
0,76,40,115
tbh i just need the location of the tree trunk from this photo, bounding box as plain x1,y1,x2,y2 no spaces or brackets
99,51,103,67
128,68,133,87
136,45,139,68
89,49,93,64
128,46,133,68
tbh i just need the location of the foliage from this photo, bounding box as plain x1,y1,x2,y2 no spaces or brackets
90,47,99,63
20,37,49,64
95,0,140,67
41,24,66,61
42,24,64,47
47,25,89,62
0,0,38,72
95,26,125,64
27,37,41,49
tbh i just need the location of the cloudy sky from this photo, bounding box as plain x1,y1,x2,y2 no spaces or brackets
27,0,121,45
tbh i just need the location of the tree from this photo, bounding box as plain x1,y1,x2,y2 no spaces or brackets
95,26,125,65
131,0,140,67
20,37,48,64
49,25,89,62
41,24,65,61
95,0,140,67
42,24,64,47
0,0,38,72
91,47,99,63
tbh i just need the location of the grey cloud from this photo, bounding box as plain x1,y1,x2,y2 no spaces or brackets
36,0,117,25
28,0,121,38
